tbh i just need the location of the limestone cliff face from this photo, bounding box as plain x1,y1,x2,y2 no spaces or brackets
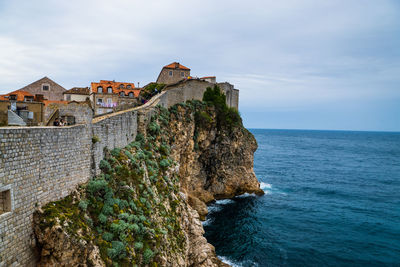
33,101,261,266
168,103,263,218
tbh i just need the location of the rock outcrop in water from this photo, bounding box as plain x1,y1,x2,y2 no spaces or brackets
33,99,262,266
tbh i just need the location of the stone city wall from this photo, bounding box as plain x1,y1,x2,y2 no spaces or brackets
163,79,239,110
0,125,91,266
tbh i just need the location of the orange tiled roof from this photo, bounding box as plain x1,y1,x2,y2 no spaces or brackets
163,62,190,70
0,90,34,101
64,87,90,95
91,80,140,97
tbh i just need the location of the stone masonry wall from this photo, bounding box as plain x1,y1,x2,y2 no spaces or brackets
0,125,91,266
163,79,239,110
91,110,138,176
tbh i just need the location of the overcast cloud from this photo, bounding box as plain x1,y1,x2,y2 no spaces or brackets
0,0,399,131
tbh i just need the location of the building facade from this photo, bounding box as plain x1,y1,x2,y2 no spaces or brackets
91,80,140,115
63,87,91,102
0,90,45,126
18,77,66,101
156,62,191,84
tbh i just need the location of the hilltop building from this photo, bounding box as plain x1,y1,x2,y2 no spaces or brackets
91,80,140,115
156,62,191,84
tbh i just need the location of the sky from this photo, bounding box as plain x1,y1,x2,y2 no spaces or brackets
0,0,399,131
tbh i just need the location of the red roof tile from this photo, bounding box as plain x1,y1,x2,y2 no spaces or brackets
64,87,90,95
0,90,34,101
163,62,190,70
91,80,139,96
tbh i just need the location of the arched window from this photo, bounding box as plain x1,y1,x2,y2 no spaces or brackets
120,91,125,97
107,87,113,94
127,85,132,89
97,86,103,93
120,84,124,89
128,92,134,98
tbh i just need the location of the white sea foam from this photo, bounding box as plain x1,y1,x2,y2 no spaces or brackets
235,192,257,198
259,182,287,195
215,199,234,205
260,182,272,190
218,256,243,267
207,205,222,213
202,217,213,226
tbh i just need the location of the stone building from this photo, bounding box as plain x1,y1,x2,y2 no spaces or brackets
91,80,140,115
156,62,191,84
63,87,91,102
0,90,45,126
18,77,66,101
162,78,239,110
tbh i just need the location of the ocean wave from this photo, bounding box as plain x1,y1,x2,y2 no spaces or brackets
218,256,258,267
215,199,235,205
260,182,287,195
202,217,213,226
218,256,242,267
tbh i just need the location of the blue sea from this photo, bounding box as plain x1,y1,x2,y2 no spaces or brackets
203,129,400,267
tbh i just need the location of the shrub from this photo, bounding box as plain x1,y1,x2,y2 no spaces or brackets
107,241,126,260
87,178,109,195
148,121,160,135
159,159,170,169
99,160,112,173
135,133,145,143
143,248,154,264
102,232,113,242
78,199,88,211
98,213,108,224
92,135,100,144
134,242,143,250
111,148,121,157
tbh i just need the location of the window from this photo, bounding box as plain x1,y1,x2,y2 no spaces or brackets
107,98,112,105
169,70,173,76
181,71,184,77
127,85,132,89
9,95,17,101
97,86,103,93
42,84,50,91
66,95,71,101
120,92,125,97
119,84,124,89
97,98,103,105
107,87,113,94
0,189,11,215
24,96,34,102
128,92,134,98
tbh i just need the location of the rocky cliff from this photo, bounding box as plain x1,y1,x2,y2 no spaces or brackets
33,100,263,266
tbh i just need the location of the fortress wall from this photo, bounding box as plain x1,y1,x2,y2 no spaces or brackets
163,80,239,110
0,125,91,266
92,110,138,175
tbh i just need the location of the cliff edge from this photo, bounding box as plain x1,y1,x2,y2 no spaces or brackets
33,93,263,266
